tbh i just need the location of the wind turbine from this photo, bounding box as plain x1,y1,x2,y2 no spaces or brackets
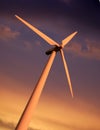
15,15,77,130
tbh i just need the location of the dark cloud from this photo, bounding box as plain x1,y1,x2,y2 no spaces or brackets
0,0,68,16
0,0,99,19
0,24,20,41
0,0,99,35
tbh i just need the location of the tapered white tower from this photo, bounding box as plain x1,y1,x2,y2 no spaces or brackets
15,51,56,130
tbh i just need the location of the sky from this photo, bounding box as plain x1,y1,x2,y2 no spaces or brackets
0,0,100,130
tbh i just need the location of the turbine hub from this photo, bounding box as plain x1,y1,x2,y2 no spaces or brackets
45,46,62,55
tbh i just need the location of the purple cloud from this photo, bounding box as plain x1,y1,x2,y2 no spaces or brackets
0,24,20,41
65,39,100,60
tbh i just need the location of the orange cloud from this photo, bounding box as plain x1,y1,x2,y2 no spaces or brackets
0,118,39,130
0,24,20,41
0,74,100,130
0,119,14,130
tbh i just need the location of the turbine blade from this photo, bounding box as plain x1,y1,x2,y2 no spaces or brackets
15,15,59,46
60,49,74,98
61,31,78,48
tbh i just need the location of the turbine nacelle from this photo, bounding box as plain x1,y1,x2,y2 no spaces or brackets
45,45,62,55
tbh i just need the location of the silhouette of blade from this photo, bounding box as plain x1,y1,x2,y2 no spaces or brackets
60,49,74,98
15,15,59,46
61,31,77,48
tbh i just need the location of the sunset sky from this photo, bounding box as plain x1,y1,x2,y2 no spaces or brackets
0,0,100,130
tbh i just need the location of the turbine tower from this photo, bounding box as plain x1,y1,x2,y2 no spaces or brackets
15,15,77,130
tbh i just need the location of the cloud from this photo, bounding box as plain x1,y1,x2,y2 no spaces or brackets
0,113,100,130
0,0,99,35
35,116,100,130
0,119,14,129
65,39,100,60
0,24,20,41
0,119,40,130
22,41,33,51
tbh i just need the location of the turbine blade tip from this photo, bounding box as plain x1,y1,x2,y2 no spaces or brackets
72,95,74,98
15,15,20,18
71,92,74,98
